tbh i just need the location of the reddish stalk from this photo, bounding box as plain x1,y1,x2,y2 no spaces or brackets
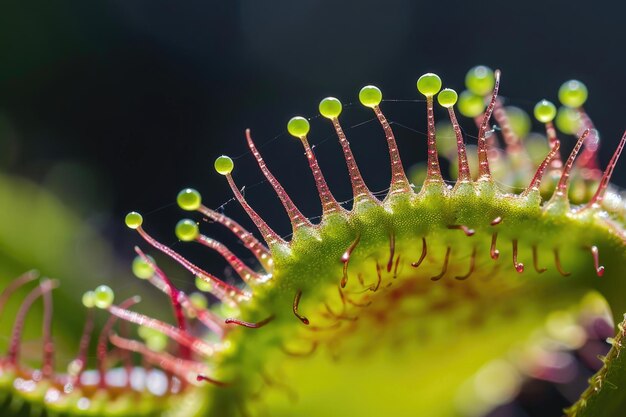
134,247,188,333
552,129,590,200
477,70,501,181
372,105,411,194
109,333,215,385
544,121,563,170
431,247,451,281
341,234,361,288
0,270,39,319
7,279,58,368
575,108,601,175
387,233,396,272
293,290,309,325
583,130,626,209
590,246,605,277
298,135,345,216
226,173,285,246
447,224,475,236
522,140,561,196
73,308,95,385
106,304,216,357
246,129,312,228
134,247,223,336
532,246,547,274
331,117,376,202
224,316,274,329
411,237,428,268
41,286,55,378
455,248,476,280
197,204,272,271
493,99,521,151
512,240,524,273
97,296,140,388
553,249,571,277
490,233,500,260
136,227,246,305
447,106,471,183
196,235,263,283
424,95,444,185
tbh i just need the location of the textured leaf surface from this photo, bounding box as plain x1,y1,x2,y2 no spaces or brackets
567,314,626,417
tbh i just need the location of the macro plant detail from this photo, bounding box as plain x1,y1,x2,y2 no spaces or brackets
1,66,626,417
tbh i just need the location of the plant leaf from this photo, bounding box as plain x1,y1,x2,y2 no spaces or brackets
566,313,626,417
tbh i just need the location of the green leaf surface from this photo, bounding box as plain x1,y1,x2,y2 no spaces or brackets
567,313,626,417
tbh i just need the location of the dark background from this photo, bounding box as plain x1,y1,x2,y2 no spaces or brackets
1,0,625,259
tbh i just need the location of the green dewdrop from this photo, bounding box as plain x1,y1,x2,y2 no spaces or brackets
437,88,458,108
81,291,96,309
556,106,582,135
319,97,342,119
125,211,143,229
138,325,168,352
534,99,557,123
175,219,199,242
558,80,588,108
359,85,382,108
195,276,213,293
218,301,241,319
458,90,486,118
417,73,442,97
214,155,234,175
505,106,531,139
287,116,310,138
93,285,115,309
189,292,208,310
465,65,495,96
177,188,202,211
132,255,155,280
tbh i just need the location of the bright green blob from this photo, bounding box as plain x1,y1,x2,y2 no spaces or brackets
189,291,208,310
556,106,582,135
505,106,531,139
534,99,557,123
214,155,234,175
359,85,382,108
408,162,427,188
458,90,485,118
175,219,199,242
217,300,240,318
195,275,213,292
138,325,168,352
287,116,310,138
146,334,168,352
525,134,552,165
132,255,155,280
435,122,457,158
125,211,143,229
437,88,458,108
465,65,495,96
319,97,342,119
559,80,588,108
417,73,442,97
93,285,114,309
81,291,95,308
177,188,202,211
